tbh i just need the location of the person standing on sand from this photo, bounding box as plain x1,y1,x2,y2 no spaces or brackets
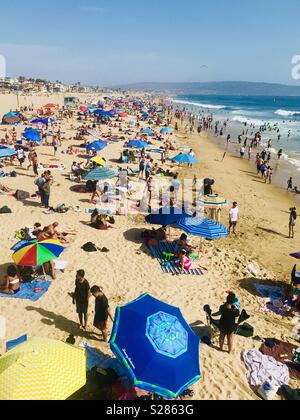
90,286,114,343
219,293,240,354
289,207,297,239
73,270,90,330
229,202,239,235
287,177,293,191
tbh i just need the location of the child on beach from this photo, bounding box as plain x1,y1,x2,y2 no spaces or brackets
73,270,90,330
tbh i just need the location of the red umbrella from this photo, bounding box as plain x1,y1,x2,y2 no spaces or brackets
43,104,59,109
80,106,88,112
119,112,128,118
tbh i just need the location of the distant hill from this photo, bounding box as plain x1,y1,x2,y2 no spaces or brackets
110,81,300,96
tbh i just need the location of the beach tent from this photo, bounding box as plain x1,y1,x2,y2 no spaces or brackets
172,154,198,165
110,293,201,399
0,337,86,400
176,217,229,240
127,140,150,149
84,167,117,181
0,146,17,159
145,206,191,226
86,140,107,152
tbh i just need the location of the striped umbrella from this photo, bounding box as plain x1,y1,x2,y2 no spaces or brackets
0,337,86,400
12,240,65,267
197,194,228,209
176,217,229,240
84,167,117,181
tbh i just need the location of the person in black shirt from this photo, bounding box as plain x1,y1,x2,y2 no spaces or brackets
219,293,240,354
91,286,114,343
73,270,90,330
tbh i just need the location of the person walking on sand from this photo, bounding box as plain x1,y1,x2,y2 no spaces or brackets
73,270,90,330
289,207,297,239
90,286,114,343
229,202,239,235
287,177,293,191
219,293,240,354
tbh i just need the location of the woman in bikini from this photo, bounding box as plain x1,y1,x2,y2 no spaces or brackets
0,266,21,295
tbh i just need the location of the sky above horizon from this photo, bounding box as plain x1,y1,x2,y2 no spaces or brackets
1,0,300,86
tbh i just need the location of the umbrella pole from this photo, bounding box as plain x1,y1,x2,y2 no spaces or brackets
42,264,47,281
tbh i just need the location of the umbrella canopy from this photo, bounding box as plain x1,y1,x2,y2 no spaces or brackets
0,146,17,159
290,253,300,260
172,154,198,165
90,156,106,166
118,112,128,118
198,194,228,208
12,239,65,266
84,167,117,181
79,106,88,112
2,116,21,125
0,337,86,400
86,140,107,152
22,129,41,143
176,217,229,240
110,294,201,399
141,128,154,135
93,110,113,118
31,118,55,125
43,103,58,109
127,140,150,149
145,207,191,226
160,127,173,134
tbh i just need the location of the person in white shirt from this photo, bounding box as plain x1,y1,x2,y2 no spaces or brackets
229,202,239,235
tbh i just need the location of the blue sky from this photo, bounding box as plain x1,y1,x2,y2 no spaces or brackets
0,0,300,86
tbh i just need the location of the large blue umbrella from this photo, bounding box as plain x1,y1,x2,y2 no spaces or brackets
127,140,150,149
22,129,41,143
176,217,229,240
84,167,117,181
93,110,114,118
141,128,154,135
0,146,17,159
31,118,55,125
145,207,191,226
172,154,198,165
110,294,201,399
86,140,107,152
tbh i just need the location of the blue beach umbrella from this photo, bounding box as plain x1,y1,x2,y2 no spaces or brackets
0,146,17,159
172,154,198,165
145,207,191,226
141,128,154,135
86,140,107,152
22,129,41,143
160,127,173,134
176,217,229,240
110,294,201,399
84,167,117,181
127,140,150,149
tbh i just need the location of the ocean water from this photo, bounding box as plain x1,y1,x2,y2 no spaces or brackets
171,94,300,188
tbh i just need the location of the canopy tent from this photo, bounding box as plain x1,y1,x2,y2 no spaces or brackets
110,294,201,399
0,337,86,400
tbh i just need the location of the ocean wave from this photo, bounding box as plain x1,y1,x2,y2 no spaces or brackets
171,99,228,110
232,115,265,126
274,109,300,117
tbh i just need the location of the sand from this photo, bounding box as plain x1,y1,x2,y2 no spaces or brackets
0,94,299,400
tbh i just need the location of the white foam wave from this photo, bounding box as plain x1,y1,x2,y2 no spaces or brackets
274,109,300,117
232,115,265,126
171,99,227,110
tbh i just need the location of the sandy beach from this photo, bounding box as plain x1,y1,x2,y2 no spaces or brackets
0,93,299,400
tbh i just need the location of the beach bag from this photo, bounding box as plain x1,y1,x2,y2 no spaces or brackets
10,171,17,178
82,242,98,253
0,206,12,214
16,190,30,201
236,322,254,338
257,379,279,401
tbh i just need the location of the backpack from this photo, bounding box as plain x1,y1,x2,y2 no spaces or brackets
82,242,98,252
10,171,17,178
236,322,254,338
0,206,12,214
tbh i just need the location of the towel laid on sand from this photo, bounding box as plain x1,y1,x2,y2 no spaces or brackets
254,284,290,315
242,349,290,388
148,241,204,276
0,281,51,302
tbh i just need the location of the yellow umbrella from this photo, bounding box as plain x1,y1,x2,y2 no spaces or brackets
0,337,86,400
90,157,105,166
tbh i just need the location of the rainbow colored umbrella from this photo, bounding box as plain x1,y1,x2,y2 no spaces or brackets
12,240,65,267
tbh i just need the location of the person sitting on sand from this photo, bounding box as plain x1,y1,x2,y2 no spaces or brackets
177,249,192,273
219,293,240,354
143,226,167,247
174,233,193,255
0,265,21,295
37,227,53,241
91,214,114,230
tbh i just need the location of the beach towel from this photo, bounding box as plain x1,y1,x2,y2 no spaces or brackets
242,349,290,388
254,284,283,299
37,164,65,171
6,335,27,352
0,281,51,302
254,284,290,316
148,241,204,276
70,185,90,194
260,339,300,381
